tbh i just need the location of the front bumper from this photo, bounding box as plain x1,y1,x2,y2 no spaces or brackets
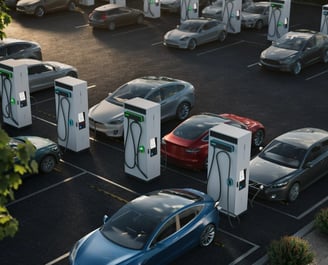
241,21,256,28
249,181,290,201
89,119,123,137
163,39,188,49
16,5,36,15
259,59,293,73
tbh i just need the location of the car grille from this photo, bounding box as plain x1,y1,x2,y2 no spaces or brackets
261,58,281,66
164,40,180,48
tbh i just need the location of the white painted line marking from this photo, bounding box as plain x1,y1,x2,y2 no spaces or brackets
87,84,96,89
45,252,70,265
197,40,246,56
152,41,163,46
75,24,89,29
305,69,328,81
247,62,260,68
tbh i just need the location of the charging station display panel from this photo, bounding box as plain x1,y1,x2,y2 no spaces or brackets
0,59,32,128
54,76,90,152
267,0,291,41
144,0,160,18
181,0,199,21
222,0,242,34
124,97,161,181
207,123,251,216
321,5,328,34
109,0,126,6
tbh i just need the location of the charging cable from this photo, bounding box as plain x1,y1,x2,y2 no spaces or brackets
268,6,282,39
56,94,71,150
222,0,235,33
1,73,18,126
321,11,328,34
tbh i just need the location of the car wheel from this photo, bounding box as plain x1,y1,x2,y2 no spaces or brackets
188,39,197,50
108,22,116,31
67,0,76,11
39,155,56,173
252,129,265,147
67,71,78,78
34,6,45,17
176,102,191,120
218,30,227,42
136,15,144,24
292,61,302,75
255,20,264,30
287,182,300,202
200,224,216,247
322,50,328,63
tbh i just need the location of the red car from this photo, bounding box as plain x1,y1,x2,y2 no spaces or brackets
161,112,265,170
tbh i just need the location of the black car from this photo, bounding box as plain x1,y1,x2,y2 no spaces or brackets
88,4,144,31
249,128,328,202
0,38,42,61
259,29,328,75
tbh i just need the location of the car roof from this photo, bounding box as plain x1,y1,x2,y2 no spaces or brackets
286,30,318,39
255,1,271,6
131,76,184,87
94,4,122,11
13,58,43,66
276,128,328,149
0,38,36,45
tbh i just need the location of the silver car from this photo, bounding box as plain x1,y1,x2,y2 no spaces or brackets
163,18,227,50
89,76,195,137
241,1,270,30
0,38,42,61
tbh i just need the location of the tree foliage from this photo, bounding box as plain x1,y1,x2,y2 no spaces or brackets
0,129,38,240
0,0,12,40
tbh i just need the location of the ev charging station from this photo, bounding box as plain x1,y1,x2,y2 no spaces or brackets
124,97,160,181
181,0,199,21
109,0,126,6
267,0,291,41
0,59,32,128
54,76,90,152
320,4,328,34
207,123,251,217
144,0,160,19
222,0,242,34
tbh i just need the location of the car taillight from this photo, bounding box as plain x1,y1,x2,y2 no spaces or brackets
101,14,108,20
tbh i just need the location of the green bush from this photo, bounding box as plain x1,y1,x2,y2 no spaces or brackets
314,208,328,234
267,236,314,265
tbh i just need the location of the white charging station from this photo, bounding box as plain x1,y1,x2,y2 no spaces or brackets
144,0,160,18
320,4,328,34
124,97,160,181
54,76,90,152
0,59,32,128
222,0,242,34
109,0,126,6
207,123,251,217
181,0,199,21
267,0,291,41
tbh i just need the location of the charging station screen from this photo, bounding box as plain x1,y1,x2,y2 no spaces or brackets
78,112,85,122
19,91,26,101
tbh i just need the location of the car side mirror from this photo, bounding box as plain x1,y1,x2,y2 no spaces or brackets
103,214,109,224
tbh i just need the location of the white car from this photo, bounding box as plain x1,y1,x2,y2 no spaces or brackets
163,18,227,50
89,76,195,137
241,1,270,30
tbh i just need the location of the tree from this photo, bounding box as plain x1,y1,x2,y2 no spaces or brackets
0,128,38,240
0,0,12,40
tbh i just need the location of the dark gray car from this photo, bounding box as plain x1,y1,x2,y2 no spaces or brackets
0,38,42,61
249,128,328,202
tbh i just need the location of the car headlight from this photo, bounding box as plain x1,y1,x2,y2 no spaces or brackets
271,181,289,188
109,116,124,125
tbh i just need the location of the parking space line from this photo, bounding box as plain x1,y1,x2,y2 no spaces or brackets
6,172,86,207
32,115,57,126
305,69,328,80
45,252,69,265
112,26,152,37
75,24,89,29
197,40,246,56
247,62,260,68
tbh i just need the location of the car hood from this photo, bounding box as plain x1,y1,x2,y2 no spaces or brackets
46,61,74,71
75,230,139,265
16,136,55,149
165,29,196,40
241,12,261,20
17,0,41,6
221,113,262,130
261,46,299,60
250,156,295,185
89,100,123,123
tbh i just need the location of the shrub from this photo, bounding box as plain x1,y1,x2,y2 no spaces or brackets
314,208,328,234
267,236,314,265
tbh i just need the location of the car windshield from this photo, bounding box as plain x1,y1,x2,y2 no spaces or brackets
101,205,160,250
273,35,308,51
106,83,152,105
173,114,227,140
244,5,265,14
259,140,306,168
179,21,202,32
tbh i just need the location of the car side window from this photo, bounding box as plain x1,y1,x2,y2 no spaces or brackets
305,37,316,49
179,205,203,227
0,47,6,56
305,145,321,164
151,216,177,246
148,90,161,103
321,140,328,153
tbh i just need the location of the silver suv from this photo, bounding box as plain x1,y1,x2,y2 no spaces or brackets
16,0,78,17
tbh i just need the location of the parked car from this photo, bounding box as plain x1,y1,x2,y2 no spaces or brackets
0,38,42,61
89,76,195,137
241,1,270,30
69,188,220,265
249,128,328,202
161,112,265,170
16,0,77,17
163,18,227,50
88,4,144,31
161,0,209,13
10,135,61,174
259,29,328,75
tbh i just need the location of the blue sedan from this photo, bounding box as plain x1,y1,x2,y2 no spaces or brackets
69,188,220,265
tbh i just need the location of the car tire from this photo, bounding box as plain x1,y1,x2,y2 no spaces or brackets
218,30,227,42
67,0,76,11
34,6,45,17
188,39,197,50
292,61,302,75
200,224,216,247
39,155,56,173
255,20,264,30
322,50,328,63
287,182,300,202
108,22,116,31
252,129,265,147
176,102,191,120
136,15,144,24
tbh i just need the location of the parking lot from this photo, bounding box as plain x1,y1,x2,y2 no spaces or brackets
1,1,328,265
